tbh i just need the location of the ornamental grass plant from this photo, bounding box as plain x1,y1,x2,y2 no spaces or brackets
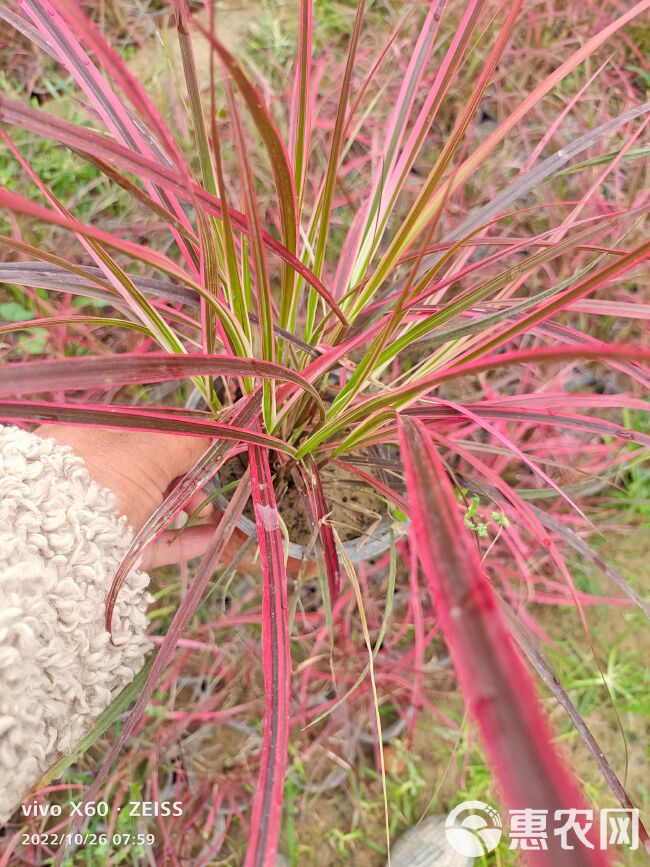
0,0,649,864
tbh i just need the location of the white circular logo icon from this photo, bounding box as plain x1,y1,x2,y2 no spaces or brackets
445,800,503,857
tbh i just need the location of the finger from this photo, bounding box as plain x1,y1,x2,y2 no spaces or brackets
142,523,259,572
184,488,216,522
142,520,319,577
143,525,218,569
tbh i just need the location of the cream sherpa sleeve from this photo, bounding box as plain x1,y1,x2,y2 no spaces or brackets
0,425,152,824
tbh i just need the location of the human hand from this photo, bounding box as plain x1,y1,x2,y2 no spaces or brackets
35,425,253,570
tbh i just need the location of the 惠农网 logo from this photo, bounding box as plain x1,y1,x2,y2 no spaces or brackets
445,800,503,857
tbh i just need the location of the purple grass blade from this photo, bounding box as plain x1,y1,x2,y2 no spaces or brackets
0,260,320,355
3,352,324,416
0,401,291,454
405,404,650,449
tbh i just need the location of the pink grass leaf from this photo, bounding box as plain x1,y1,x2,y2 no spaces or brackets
19,0,197,269
460,239,650,363
398,414,609,867
49,0,189,172
245,446,291,867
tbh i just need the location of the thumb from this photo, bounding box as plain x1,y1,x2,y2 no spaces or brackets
154,433,212,484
